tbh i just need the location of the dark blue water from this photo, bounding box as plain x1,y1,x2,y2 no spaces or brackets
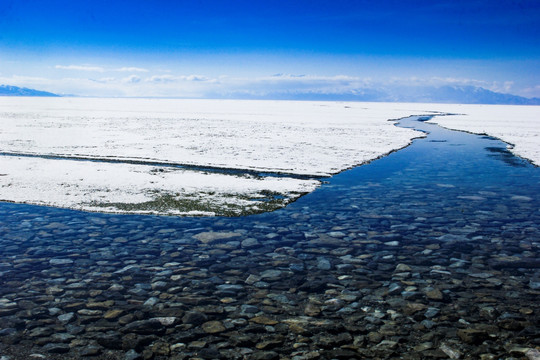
1,116,539,358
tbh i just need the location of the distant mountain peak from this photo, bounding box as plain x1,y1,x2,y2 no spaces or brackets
0,85,60,97
425,85,540,105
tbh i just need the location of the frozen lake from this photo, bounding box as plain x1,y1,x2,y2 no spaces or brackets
1,98,538,216
0,114,539,359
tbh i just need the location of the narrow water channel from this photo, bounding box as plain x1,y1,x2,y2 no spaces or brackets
0,117,539,359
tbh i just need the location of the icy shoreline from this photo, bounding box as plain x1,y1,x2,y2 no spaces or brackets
0,98,431,215
426,104,540,166
0,98,538,215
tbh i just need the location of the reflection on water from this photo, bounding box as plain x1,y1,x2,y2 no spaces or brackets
0,116,539,359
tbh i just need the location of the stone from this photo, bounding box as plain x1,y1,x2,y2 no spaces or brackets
152,317,177,326
440,343,461,359
403,303,427,315
374,340,398,350
58,312,75,323
250,351,279,360
217,284,244,292
202,320,226,334
124,349,142,360
96,333,123,350
143,297,159,306
43,343,70,354
152,342,170,356
104,309,124,319
425,288,444,300
468,272,493,279
323,349,359,359
46,286,64,295
309,234,348,248
29,327,53,338
368,332,383,343
529,280,540,290
250,316,278,325
256,337,284,350
48,307,62,316
114,265,140,274
121,319,165,335
395,263,412,272
193,231,241,244
245,274,261,284
388,283,402,295
49,258,74,266
80,345,102,357
414,342,433,351
421,319,435,329
511,195,532,201
526,349,540,360
260,270,282,280
182,311,208,325
198,348,222,359
240,304,259,314
317,257,332,270
188,340,207,350
87,300,114,309
241,238,260,249
109,284,124,291
151,281,168,290
77,309,102,316
304,303,321,317
289,263,305,272
509,347,535,357
51,333,75,343
424,307,440,319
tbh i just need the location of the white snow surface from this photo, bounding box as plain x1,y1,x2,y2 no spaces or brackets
0,98,429,176
0,155,319,216
1,98,538,215
425,104,540,166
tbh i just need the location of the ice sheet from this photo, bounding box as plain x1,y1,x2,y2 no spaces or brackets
0,98,429,176
1,98,537,215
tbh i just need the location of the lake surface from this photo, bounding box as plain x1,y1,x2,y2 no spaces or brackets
0,117,539,359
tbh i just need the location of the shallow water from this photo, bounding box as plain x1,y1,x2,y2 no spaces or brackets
0,117,539,359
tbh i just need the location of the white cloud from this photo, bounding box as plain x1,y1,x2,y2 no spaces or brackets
123,75,141,84
216,74,371,96
521,85,540,98
56,65,150,74
89,77,116,84
148,75,177,83
116,67,149,73
2,71,534,99
147,74,215,83
55,65,105,72
383,76,524,95
181,75,210,82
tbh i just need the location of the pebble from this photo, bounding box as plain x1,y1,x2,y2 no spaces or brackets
316,257,332,270
49,258,74,265
202,320,226,334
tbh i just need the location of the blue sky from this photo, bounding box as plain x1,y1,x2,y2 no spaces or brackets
1,0,539,98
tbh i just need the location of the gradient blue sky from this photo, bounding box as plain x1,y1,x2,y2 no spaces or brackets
1,0,539,98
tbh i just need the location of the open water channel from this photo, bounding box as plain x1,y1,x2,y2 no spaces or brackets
0,117,539,359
